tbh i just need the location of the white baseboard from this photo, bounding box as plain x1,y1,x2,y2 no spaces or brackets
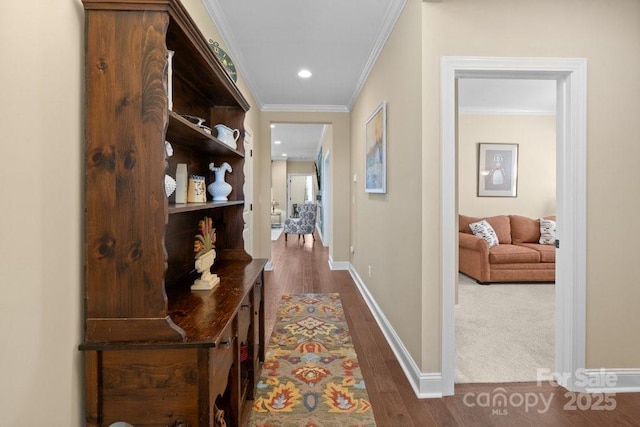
316,225,329,247
346,268,640,397
580,369,640,393
264,260,274,271
328,257,350,270
348,264,443,398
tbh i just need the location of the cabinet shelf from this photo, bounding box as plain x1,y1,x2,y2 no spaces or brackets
169,200,244,214
168,111,244,157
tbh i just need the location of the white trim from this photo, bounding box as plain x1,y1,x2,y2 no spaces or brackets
554,60,588,393
321,150,332,249
458,107,556,116
316,225,326,246
203,0,264,108
348,0,407,110
261,104,350,113
440,56,587,396
440,58,457,397
349,265,442,397
581,369,640,393
264,260,274,271
328,257,349,271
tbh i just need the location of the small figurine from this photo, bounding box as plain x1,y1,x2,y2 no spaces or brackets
191,217,220,290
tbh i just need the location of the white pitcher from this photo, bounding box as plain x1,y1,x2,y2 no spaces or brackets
214,124,240,149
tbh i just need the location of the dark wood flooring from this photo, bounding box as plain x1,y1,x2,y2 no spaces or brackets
261,230,640,426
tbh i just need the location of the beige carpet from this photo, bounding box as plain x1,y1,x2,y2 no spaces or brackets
455,274,555,383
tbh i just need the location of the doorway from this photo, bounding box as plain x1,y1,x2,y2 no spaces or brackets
287,174,315,218
455,82,557,382
440,57,587,395
269,122,328,247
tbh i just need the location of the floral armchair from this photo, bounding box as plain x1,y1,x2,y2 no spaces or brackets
284,203,316,242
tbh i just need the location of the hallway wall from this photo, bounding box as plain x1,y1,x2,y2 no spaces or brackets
350,0,424,364
1,0,83,423
422,0,640,370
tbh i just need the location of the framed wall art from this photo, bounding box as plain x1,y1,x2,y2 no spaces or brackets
365,101,387,193
477,143,518,197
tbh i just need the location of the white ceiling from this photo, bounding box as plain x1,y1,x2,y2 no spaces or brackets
270,123,326,161
201,2,557,160
203,0,406,111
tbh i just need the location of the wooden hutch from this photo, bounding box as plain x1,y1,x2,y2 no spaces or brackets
79,0,266,425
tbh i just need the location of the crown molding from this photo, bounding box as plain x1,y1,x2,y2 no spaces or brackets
348,0,407,110
459,107,556,116
261,104,350,113
202,0,265,108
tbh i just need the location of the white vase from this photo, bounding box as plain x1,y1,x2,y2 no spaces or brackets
191,250,220,290
175,163,188,204
164,174,176,197
208,162,233,201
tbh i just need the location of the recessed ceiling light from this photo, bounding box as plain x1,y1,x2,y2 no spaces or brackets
270,124,275,128
282,153,287,157
298,69,312,79
274,140,281,144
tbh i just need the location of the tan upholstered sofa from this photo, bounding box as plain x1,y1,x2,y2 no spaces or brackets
459,214,556,284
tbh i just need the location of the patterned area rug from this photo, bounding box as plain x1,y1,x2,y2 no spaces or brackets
249,293,376,427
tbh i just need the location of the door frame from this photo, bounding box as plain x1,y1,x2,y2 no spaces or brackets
440,56,587,395
321,150,332,247
287,173,314,218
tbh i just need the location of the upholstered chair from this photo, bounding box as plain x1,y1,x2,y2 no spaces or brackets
283,203,316,242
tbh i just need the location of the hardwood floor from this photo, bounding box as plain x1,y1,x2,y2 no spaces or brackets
262,231,640,426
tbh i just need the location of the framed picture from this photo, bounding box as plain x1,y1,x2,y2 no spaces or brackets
365,102,387,193
477,143,518,197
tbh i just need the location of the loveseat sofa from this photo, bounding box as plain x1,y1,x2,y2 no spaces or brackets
459,214,556,284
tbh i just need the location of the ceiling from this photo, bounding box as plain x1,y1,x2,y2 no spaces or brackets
201,2,557,161
270,123,326,161
203,0,406,111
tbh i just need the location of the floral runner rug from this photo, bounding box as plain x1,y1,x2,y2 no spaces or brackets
249,293,377,427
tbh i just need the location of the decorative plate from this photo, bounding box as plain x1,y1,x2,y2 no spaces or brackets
208,40,237,82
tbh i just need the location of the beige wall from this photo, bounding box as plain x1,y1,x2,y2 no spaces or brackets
271,160,287,217
350,0,424,363
458,114,556,218
423,0,640,369
0,0,84,423
287,161,316,176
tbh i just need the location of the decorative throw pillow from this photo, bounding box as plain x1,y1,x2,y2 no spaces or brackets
539,218,556,245
469,220,500,248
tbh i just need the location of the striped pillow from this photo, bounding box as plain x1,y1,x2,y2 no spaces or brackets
469,220,499,248
539,218,556,245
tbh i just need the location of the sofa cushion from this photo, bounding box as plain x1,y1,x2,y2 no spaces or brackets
488,244,541,264
460,214,511,244
516,243,556,263
469,220,499,247
510,215,540,243
459,214,479,234
539,218,556,245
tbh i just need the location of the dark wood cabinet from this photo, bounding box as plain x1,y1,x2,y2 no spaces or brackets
80,1,265,425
